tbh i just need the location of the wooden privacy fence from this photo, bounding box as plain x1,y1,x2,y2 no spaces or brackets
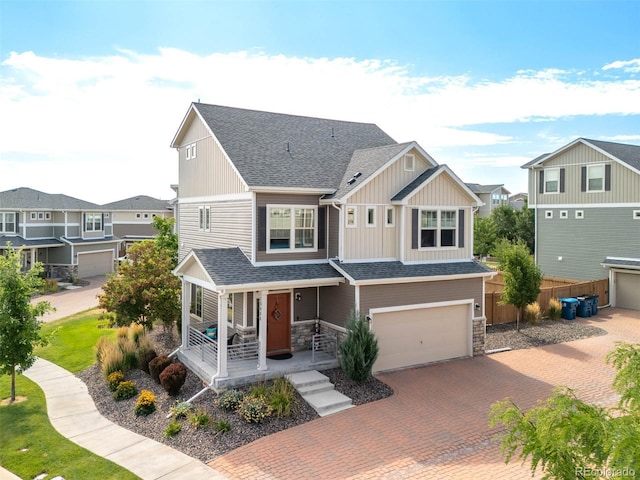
485,277,609,325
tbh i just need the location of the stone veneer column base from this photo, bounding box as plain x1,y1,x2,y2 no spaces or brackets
473,317,486,356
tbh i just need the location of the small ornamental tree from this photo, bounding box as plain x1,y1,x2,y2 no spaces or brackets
490,342,640,478
0,246,53,403
495,239,542,332
339,312,379,383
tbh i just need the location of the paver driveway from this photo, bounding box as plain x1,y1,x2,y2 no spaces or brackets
210,309,640,479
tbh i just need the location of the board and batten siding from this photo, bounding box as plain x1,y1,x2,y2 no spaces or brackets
178,116,246,199
319,283,356,328
341,204,398,260
178,199,252,261
327,205,340,259
536,206,640,280
255,193,327,262
528,143,640,205
359,277,484,316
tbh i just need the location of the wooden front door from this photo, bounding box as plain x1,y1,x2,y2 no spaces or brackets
266,292,291,355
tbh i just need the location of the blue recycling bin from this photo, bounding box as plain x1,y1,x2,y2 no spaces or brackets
588,295,599,315
576,296,592,318
560,297,578,320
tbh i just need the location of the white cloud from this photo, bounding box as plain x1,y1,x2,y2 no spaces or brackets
602,59,640,73
1,49,639,203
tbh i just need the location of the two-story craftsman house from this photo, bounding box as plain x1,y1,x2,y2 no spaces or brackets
171,103,494,389
522,138,640,310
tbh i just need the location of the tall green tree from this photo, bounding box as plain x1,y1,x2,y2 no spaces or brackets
473,216,497,258
491,205,518,244
495,239,542,332
0,247,52,403
152,216,178,268
99,240,181,330
490,342,640,479
514,200,535,254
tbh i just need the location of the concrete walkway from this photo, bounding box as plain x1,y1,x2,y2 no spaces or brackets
21,358,226,480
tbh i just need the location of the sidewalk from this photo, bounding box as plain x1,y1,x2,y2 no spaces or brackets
13,358,227,480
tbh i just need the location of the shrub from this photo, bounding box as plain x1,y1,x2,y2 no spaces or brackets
217,389,244,412
214,419,231,433
113,380,137,401
547,298,562,321
138,348,157,374
149,355,172,383
525,302,541,325
170,401,193,419
98,312,117,327
134,390,157,416
164,420,182,438
237,396,272,424
269,378,297,417
159,362,187,396
45,279,58,293
107,370,125,392
189,409,211,429
339,312,379,383
100,341,126,378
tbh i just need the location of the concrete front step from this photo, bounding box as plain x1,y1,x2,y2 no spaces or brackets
287,370,354,417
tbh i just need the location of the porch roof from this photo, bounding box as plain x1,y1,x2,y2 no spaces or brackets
330,259,494,285
601,257,640,270
186,247,344,291
0,236,64,248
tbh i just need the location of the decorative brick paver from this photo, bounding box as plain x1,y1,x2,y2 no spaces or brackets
210,309,640,479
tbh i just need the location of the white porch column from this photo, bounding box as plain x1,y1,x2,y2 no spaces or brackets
217,293,229,378
258,290,268,371
30,248,37,270
181,279,190,347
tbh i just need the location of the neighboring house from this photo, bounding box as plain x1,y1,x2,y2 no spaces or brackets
509,192,528,211
465,183,511,217
171,103,494,389
522,138,640,309
0,187,119,279
102,195,173,256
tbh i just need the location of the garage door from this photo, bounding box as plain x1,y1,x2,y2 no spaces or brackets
371,303,471,372
616,272,640,310
77,251,114,278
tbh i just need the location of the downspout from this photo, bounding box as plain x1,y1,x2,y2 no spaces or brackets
331,202,342,261
533,168,538,264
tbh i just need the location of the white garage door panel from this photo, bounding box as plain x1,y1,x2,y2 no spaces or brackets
78,251,113,278
617,273,640,310
372,303,470,372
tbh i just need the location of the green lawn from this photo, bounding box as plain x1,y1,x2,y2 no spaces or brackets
0,310,140,479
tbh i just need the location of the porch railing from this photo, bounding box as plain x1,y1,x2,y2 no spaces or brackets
229,341,259,361
187,326,218,371
312,333,337,364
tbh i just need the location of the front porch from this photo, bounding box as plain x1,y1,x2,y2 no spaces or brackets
177,325,339,390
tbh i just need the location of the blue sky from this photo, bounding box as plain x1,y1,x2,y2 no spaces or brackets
1,0,639,204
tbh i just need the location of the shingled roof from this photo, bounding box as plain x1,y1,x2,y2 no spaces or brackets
101,195,172,211
331,259,494,282
179,103,398,191
0,187,101,210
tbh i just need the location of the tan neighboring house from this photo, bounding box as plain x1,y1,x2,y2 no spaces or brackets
522,138,640,309
0,187,119,279
101,195,173,256
170,103,494,390
465,183,511,217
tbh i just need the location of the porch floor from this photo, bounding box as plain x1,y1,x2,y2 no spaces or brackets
177,348,339,391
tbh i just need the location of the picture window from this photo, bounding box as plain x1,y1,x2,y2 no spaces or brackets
419,209,456,248
267,206,316,251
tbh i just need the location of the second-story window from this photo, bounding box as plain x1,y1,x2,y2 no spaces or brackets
366,206,376,227
385,206,394,227
345,207,357,228
587,164,605,192
0,212,16,233
420,210,457,248
85,213,102,232
190,284,203,318
268,206,316,251
544,168,559,193
199,206,210,231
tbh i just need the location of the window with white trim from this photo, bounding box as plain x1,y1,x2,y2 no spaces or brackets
45,212,51,220
634,210,640,220
560,210,568,219
227,293,234,326
267,206,316,251
545,210,553,219
199,206,210,231
586,164,605,192
0,212,16,233
575,210,584,219
544,168,560,193
345,206,357,228
404,154,415,171
366,206,376,227
30,212,37,220
38,212,44,220
136,213,141,219
85,213,102,231
385,206,394,227
185,143,197,160
190,284,203,318
420,209,457,248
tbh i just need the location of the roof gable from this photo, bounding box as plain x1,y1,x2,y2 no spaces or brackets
0,187,101,210
101,195,172,211
391,165,483,206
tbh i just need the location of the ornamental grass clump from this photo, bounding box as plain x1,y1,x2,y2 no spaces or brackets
134,390,157,416
137,335,156,374
118,336,138,371
269,377,297,417
339,312,379,383
164,420,182,438
113,380,137,401
127,322,145,345
525,302,542,325
547,298,562,321
99,341,126,378
159,362,187,396
189,409,211,429
217,389,244,412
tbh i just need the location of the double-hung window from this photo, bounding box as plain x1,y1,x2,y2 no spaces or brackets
268,206,316,251
199,206,210,231
0,212,16,233
85,213,102,232
420,210,457,248
544,168,559,193
587,164,605,192
190,284,203,318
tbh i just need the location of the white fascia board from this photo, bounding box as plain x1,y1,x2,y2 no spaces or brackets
369,298,473,315
222,277,344,294
173,251,216,287
178,192,253,204
249,186,335,195
349,271,495,287
170,104,196,148
181,274,217,292
532,202,640,209
328,259,357,284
